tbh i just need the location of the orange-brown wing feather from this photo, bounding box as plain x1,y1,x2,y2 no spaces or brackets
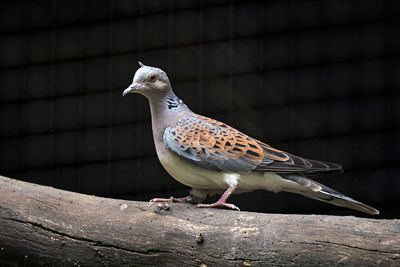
163,115,289,173
164,115,342,175
199,116,342,174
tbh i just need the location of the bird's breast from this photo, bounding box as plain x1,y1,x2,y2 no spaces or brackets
157,147,228,190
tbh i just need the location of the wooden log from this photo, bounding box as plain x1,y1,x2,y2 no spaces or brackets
0,175,399,266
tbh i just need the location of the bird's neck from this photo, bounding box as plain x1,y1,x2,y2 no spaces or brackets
148,91,191,147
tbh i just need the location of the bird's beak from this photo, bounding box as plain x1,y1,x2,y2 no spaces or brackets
122,82,142,97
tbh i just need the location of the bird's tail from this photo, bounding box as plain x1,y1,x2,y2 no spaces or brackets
281,175,379,215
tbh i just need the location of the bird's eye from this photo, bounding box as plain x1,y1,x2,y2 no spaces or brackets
149,75,156,82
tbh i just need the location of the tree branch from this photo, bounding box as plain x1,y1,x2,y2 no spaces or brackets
0,175,399,266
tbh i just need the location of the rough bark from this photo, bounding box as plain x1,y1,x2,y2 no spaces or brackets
0,175,399,267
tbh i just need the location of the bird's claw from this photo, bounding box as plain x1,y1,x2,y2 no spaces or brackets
150,197,187,203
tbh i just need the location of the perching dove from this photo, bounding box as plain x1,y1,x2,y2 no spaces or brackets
122,62,379,215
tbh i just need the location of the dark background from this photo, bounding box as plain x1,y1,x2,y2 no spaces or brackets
0,0,399,218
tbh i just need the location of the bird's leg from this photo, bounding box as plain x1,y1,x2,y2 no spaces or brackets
197,185,240,211
150,195,204,204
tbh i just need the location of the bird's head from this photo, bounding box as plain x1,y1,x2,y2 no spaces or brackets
122,62,172,99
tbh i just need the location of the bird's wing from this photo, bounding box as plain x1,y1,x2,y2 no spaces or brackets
255,142,342,175
164,115,342,174
163,116,266,173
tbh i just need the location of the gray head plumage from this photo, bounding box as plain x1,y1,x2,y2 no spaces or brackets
123,63,174,99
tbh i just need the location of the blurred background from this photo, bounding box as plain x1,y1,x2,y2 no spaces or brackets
0,0,399,218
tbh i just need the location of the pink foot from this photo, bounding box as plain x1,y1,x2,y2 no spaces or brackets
150,197,187,203
197,202,240,211
196,185,240,211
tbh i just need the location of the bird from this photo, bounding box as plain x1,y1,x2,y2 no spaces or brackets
122,62,379,215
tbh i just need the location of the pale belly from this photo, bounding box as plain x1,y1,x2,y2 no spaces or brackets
158,149,302,194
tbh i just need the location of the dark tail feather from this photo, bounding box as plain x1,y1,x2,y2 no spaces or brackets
282,175,379,215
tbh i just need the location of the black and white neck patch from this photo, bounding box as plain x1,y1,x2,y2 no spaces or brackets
166,97,183,109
